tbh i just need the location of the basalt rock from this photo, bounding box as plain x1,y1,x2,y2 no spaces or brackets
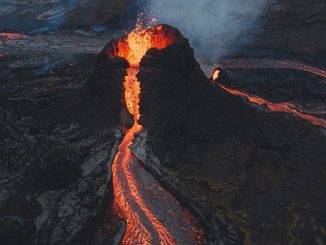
34,135,119,245
0,49,125,244
0,0,133,33
86,54,128,131
0,215,34,245
218,67,326,114
104,220,127,245
138,29,326,244
255,0,326,55
120,106,134,129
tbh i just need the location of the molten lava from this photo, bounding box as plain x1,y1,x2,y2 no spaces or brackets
219,85,326,128
218,58,326,80
112,24,178,66
111,24,202,244
212,68,220,81
0,33,27,40
124,68,141,121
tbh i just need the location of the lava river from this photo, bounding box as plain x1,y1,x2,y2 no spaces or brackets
111,25,203,244
212,59,326,128
218,58,326,79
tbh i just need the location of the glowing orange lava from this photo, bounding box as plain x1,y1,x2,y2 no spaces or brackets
218,58,326,80
212,68,220,81
0,33,27,40
111,24,202,244
113,24,177,67
219,85,326,128
124,68,141,121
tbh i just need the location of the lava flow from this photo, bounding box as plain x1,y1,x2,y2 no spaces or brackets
111,24,203,244
218,58,326,80
212,69,326,128
0,33,27,40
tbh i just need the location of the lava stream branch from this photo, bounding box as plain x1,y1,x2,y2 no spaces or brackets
212,58,326,128
219,85,326,128
219,58,326,80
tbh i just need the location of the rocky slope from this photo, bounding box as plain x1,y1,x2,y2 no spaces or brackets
255,0,326,56
218,66,326,118
137,33,326,244
1,0,326,244
0,43,127,244
0,0,133,33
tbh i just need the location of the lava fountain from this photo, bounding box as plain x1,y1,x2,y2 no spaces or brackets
110,24,203,244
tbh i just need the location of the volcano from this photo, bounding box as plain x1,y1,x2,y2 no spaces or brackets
85,22,326,244
102,24,205,245
1,9,326,245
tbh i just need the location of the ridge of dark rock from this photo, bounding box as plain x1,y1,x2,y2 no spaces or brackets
138,33,326,244
0,50,126,244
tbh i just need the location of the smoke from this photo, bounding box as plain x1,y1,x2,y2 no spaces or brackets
147,0,270,61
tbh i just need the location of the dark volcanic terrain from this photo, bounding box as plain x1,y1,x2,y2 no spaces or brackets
255,0,326,56
0,0,326,244
0,34,129,244
136,34,326,244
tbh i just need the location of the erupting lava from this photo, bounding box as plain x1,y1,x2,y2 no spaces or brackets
111,24,203,244
110,24,178,67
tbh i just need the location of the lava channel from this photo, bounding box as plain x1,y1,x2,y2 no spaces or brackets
111,24,203,244
211,63,326,128
217,58,326,80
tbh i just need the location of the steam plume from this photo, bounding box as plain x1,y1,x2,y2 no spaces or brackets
147,0,270,61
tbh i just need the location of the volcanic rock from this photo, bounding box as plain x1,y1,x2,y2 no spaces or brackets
0,215,32,245
120,106,134,129
33,145,82,191
137,27,326,244
0,46,126,244
218,66,326,116
104,220,127,245
0,0,134,33
255,0,326,55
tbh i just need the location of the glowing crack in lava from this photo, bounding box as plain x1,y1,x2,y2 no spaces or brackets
111,24,203,244
211,67,326,128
